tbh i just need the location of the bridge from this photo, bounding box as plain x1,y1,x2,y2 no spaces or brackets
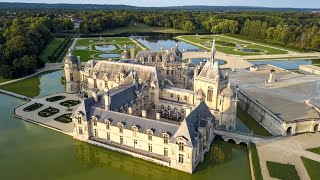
213,128,272,145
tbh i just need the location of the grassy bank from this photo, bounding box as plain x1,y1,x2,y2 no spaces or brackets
237,105,272,136
301,157,320,180
0,77,12,84
249,143,263,180
267,161,300,180
307,147,320,155
39,38,64,62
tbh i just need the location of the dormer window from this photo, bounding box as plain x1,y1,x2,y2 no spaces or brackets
118,122,124,133
163,133,169,144
132,125,139,137
92,116,98,126
178,142,185,151
105,119,111,130
147,129,153,141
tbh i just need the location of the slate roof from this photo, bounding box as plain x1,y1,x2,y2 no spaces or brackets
174,101,215,147
90,107,180,140
107,84,139,111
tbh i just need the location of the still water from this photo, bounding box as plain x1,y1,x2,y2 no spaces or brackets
251,59,312,70
0,70,251,180
133,36,202,51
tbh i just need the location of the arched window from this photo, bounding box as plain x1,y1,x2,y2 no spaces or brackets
207,86,213,102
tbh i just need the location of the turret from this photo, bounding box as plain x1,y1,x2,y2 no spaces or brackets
64,48,80,94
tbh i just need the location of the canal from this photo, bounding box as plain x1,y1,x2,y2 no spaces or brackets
0,70,251,179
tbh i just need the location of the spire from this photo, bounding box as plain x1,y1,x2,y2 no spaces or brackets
211,38,216,61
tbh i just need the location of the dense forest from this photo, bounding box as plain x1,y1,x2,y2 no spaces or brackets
0,7,319,79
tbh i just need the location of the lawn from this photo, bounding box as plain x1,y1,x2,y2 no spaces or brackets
267,161,300,180
177,34,288,55
301,157,320,180
1,75,41,97
237,105,273,137
307,147,320,155
0,77,11,84
73,37,143,62
39,38,64,62
98,21,187,35
250,143,263,180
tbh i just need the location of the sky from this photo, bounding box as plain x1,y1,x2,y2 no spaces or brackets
1,0,320,9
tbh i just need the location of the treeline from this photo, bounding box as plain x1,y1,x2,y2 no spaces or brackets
48,36,72,63
0,14,73,78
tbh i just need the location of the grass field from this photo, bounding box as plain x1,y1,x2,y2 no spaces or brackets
267,161,300,180
301,157,320,180
39,38,64,62
98,21,188,35
250,143,263,180
237,105,273,137
1,75,41,97
177,35,288,55
307,147,320,155
73,37,144,62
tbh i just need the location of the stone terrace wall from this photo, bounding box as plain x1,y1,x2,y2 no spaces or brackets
237,90,284,135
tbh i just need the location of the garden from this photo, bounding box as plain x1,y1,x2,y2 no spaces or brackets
46,95,66,102
59,100,81,107
54,113,73,123
266,161,300,180
73,37,144,62
23,102,43,112
38,107,59,117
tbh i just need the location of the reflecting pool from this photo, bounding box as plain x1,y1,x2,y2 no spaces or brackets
95,45,117,51
251,59,312,70
98,54,121,58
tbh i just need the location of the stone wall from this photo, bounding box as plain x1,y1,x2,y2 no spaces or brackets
237,90,284,135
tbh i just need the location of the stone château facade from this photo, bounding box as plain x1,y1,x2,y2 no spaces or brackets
65,41,238,173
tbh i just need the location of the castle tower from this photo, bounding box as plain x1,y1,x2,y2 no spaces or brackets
193,39,228,110
217,81,238,130
64,49,81,93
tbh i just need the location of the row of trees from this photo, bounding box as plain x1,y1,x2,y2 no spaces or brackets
0,14,74,78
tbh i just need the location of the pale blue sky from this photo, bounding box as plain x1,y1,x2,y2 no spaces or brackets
1,0,320,8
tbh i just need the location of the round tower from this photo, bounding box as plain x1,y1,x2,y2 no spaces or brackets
64,49,81,94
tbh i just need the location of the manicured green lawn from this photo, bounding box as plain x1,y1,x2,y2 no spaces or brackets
73,50,97,62
307,147,320,155
98,21,187,35
178,34,288,55
237,105,273,137
267,161,300,180
39,38,64,62
301,157,320,180
250,143,263,180
1,76,40,97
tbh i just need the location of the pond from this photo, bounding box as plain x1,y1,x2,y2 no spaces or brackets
239,48,262,53
133,35,202,51
1,70,65,98
75,46,88,50
98,53,121,58
250,59,313,70
0,92,251,179
95,45,117,51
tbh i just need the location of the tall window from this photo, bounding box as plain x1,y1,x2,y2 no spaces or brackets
107,132,110,140
94,129,98,137
163,134,169,144
148,143,152,152
178,154,184,163
132,126,138,137
120,136,123,144
178,142,184,151
77,118,82,125
164,147,168,157
134,139,138,148
70,73,73,81
94,79,97,88
184,96,188,101
93,119,97,126
79,127,83,135
170,93,174,98
207,87,213,102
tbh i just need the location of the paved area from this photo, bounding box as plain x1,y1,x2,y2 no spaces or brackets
230,65,320,122
257,133,320,180
15,93,84,135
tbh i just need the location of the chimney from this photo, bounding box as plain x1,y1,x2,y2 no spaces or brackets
185,106,192,117
77,56,81,69
142,110,147,118
104,93,110,110
92,92,98,102
128,107,133,115
268,69,276,83
156,112,161,120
